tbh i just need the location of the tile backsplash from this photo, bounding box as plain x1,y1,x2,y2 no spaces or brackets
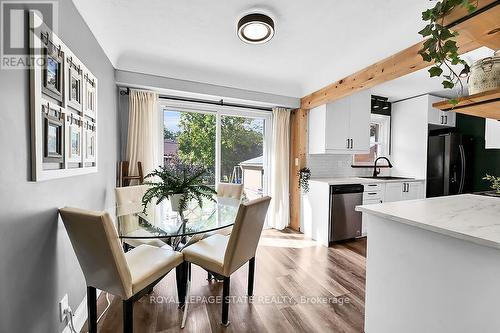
307,154,386,178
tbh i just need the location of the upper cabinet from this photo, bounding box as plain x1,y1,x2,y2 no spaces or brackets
428,95,455,127
308,90,371,154
485,118,500,149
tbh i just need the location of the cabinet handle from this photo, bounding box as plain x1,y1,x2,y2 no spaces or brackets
350,138,353,149
346,138,349,149
440,115,444,124
368,184,377,187
445,115,448,124
367,192,377,195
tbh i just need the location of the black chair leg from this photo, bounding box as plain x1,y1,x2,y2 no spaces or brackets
176,261,188,308
248,257,255,296
222,276,230,326
87,286,97,333
123,299,134,333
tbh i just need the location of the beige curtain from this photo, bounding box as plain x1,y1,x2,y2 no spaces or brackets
268,107,291,230
126,89,159,180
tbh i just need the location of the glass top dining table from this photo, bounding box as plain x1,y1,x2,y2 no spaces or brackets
115,197,240,244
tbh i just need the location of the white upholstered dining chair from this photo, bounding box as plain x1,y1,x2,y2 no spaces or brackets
181,196,271,326
59,207,183,333
216,183,244,204
115,185,170,250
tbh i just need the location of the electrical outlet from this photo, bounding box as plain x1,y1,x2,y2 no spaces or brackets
59,294,69,322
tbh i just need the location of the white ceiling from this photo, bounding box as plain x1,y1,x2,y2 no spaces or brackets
73,0,458,98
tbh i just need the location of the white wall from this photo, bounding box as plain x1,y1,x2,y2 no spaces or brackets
0,1,118,331
391,95,429,179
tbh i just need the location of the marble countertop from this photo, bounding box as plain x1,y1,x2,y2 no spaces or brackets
309,177,425,185
357,194,500,250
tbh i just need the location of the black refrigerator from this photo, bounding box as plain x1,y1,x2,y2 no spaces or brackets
427,133,474,198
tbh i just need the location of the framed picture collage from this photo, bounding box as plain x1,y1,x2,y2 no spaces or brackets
29,11,98,181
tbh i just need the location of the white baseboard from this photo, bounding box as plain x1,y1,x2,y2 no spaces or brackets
62,290,101,333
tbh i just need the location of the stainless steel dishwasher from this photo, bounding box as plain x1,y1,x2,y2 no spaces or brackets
329,184,364,244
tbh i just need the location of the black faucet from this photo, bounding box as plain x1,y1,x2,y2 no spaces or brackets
373,157,393,177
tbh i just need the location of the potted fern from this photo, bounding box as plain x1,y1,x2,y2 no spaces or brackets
141,159,217,215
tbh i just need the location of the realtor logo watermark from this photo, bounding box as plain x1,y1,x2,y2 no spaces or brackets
0,0,58,69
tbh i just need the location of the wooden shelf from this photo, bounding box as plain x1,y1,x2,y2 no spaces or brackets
432,88,500,120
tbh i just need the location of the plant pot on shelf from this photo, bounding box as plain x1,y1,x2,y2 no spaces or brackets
170,193,185,212
468,50,500,95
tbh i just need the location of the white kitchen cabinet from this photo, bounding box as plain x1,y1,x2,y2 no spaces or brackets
362,185,384,236
384,181,424,202
428,95,456,127
405,181,424,200
485,119,500,149
384,182,404,202
308,90,370,154
349,91,371,152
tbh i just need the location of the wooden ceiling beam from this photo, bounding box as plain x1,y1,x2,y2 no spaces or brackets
300,2,500,110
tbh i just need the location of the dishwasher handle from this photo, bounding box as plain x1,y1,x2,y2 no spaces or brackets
330,184,364,194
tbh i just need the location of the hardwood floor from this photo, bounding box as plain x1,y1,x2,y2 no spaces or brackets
81,229,366,333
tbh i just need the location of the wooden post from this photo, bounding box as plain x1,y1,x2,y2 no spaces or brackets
289,108,309,231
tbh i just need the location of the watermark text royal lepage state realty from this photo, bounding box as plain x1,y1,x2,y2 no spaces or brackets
149,295,351,305
1,0,57,69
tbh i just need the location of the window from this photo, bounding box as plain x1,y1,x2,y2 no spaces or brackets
353,114,391,165
161,101,271,199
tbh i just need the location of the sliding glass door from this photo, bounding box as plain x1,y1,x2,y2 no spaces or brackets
220,115,265,200
161,101,271,198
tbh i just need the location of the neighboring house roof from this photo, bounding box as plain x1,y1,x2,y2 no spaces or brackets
164,139,178,156
239,156,263,167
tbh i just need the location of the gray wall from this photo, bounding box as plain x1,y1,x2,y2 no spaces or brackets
0,1,117,332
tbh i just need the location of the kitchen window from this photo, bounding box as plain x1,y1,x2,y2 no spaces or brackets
353,114,390,165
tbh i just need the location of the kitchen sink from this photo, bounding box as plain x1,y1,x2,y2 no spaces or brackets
360,176,414,180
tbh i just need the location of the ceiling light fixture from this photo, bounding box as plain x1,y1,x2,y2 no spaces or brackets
237,13,275,44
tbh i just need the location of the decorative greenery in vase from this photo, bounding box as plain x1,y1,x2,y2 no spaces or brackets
418,0,477,105
483,174,500,194
298,167,311,193
142,159,217,214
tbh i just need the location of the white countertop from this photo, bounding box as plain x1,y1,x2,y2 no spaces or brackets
357,194,500,250
310,177,424,185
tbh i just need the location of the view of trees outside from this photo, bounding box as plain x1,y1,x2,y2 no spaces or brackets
220,115,263,183
163,110,264,188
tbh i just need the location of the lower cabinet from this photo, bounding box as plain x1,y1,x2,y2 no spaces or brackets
384,181,424,202
362,184,384,236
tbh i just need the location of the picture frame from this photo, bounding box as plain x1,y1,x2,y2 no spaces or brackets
66,113,83,164
67,56,83,112
42,103,64,163
29,11,98,181
84,73,97,120
84,121,96,164
41,32,64,103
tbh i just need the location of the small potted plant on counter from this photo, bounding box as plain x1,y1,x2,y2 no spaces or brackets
483,174,500,197
142,159,217,216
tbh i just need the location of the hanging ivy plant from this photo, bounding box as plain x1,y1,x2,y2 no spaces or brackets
298,167,311,193
418,0,477,105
